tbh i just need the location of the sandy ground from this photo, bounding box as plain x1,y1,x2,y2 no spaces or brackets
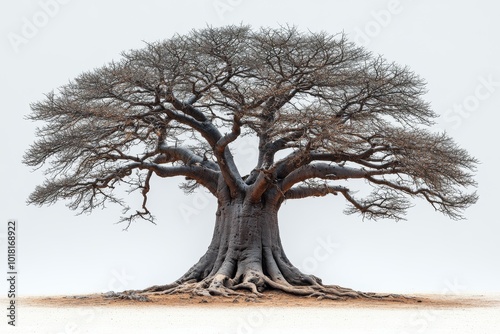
1,292,499,333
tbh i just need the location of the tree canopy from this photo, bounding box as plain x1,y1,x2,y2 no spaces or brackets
24,25,478,226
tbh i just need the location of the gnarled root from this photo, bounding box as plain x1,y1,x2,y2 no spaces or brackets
119,270,409,302
141,274,259,298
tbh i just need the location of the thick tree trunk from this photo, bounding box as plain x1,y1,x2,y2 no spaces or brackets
137,195,387,300
175,198,316,294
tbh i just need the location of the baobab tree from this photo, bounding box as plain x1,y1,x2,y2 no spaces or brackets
24,25,477,300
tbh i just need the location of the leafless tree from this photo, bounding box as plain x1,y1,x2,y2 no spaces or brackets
24,26,477,299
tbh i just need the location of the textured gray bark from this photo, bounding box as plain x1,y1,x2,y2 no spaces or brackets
181,198,296,285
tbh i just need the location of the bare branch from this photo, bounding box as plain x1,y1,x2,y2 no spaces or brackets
157,144,219,171
284,184,346,200
340,187,412,221
247,166,276,203
214,114,246,197
280,163,397,193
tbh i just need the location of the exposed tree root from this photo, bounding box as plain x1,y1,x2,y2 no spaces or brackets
111,272,411,303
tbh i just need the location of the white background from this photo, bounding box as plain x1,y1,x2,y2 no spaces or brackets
1,0,499,296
